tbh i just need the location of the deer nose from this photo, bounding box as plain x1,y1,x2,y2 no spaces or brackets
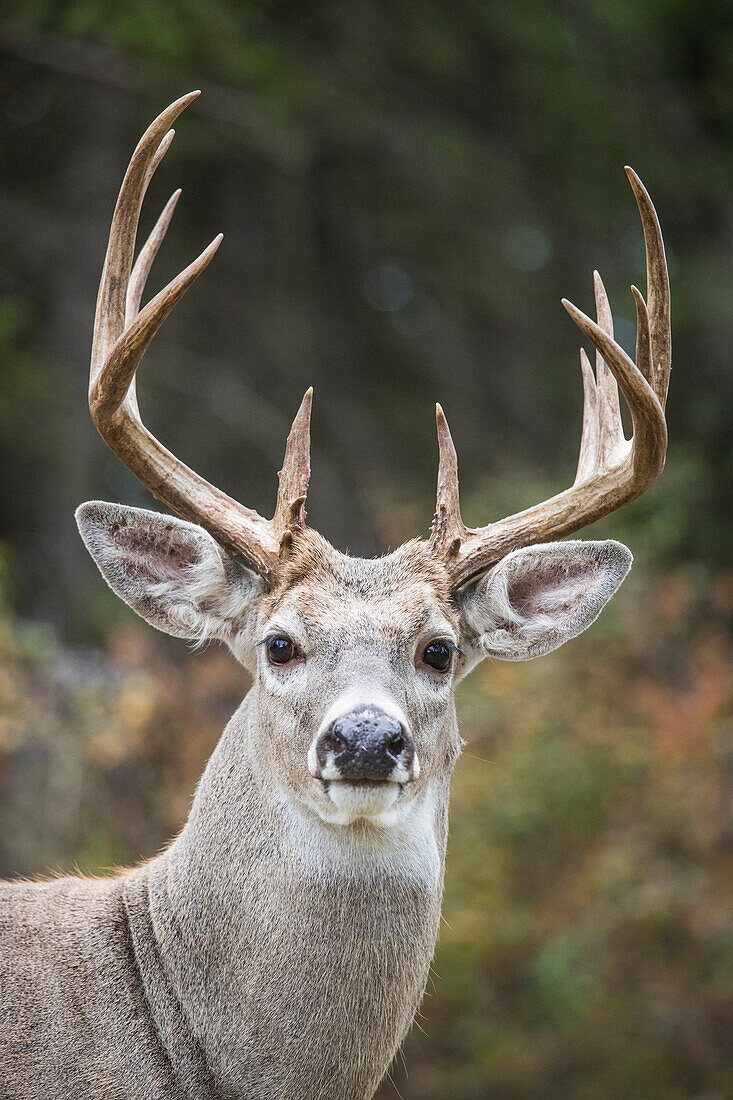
314,708,416,783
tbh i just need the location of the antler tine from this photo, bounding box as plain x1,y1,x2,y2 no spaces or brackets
631,284,653,386
88,94,316,585
273,388,313,541
574,348,599,486
593,271,626,468
432,169,670,591
430,404,467,557
121,187,181,422
126,187,181,327
145,125,175,189
625,167,671,406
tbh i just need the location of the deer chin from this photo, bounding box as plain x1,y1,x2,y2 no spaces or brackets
319,779,404,826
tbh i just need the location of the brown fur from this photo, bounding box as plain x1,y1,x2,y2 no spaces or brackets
267,529,455,617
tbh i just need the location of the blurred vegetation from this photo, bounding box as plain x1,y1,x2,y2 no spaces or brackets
0,2,732,1097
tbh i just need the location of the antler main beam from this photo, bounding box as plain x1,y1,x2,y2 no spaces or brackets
90,93,312,585
92,97,670,594
430,168,671,590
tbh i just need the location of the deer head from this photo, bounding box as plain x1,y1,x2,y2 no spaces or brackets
77,93,670,829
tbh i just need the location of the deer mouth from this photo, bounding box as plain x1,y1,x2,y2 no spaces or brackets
322,778,403,790
318,776,404,822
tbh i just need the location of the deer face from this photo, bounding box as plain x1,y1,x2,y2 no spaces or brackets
250,532,461,826
77,505,632,830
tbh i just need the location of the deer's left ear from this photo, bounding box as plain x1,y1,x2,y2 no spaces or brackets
456,540,632,669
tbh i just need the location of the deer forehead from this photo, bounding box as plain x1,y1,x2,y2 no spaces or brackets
261,532,457,644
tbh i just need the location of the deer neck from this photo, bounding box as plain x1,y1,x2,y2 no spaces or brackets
140,690,451,1100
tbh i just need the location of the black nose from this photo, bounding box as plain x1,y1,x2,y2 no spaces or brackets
316,708,415,782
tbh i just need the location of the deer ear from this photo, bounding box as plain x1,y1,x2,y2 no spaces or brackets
76,501,265,650
458,540,632,665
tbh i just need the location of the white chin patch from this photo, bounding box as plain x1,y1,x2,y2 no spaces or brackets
323,781,401,825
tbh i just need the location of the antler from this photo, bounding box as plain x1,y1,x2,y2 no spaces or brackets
89,92,312,585
430,168,671,590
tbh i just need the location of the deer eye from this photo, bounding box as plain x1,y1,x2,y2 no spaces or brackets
266,636,298,665
421,640,453,672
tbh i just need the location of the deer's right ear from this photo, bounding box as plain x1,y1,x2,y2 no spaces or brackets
76,502,265,661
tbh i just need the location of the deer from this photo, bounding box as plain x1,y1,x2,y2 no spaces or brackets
0,92,670,1100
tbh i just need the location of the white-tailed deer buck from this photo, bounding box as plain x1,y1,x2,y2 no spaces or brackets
0,93,670,1100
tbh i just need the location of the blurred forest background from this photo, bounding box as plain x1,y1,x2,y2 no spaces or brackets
1,2,732,1097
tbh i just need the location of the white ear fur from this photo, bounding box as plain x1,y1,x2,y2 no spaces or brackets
76,502,264,654
459,539,632,663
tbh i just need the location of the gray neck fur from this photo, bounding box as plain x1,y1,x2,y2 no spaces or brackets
142,692,451,1100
